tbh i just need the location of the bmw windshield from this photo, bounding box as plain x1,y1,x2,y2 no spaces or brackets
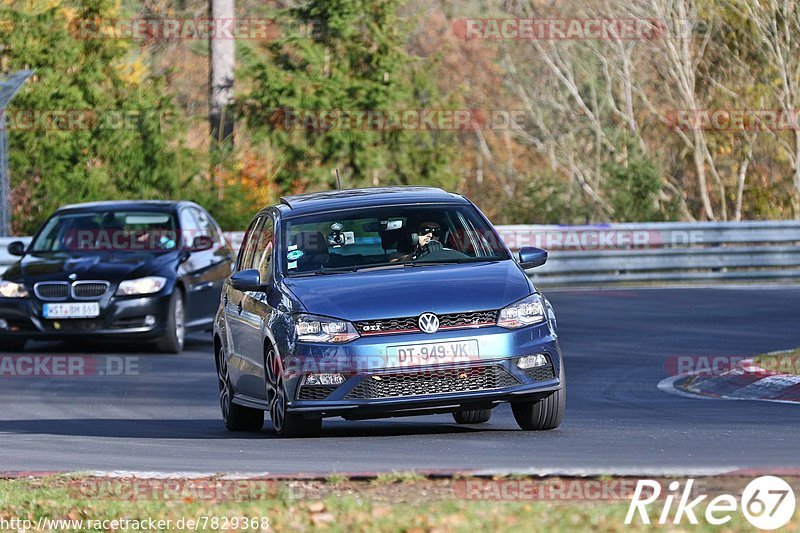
282,204,510,276
29,211,180,253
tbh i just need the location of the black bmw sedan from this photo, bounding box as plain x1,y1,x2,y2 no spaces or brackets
0,201,233,353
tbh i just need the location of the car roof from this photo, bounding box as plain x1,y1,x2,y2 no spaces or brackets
275,187,468,217
56,200,192,213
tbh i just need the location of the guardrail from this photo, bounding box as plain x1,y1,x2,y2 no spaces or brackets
501,221,800,285
3,222,800,285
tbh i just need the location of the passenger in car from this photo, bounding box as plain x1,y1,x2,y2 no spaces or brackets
291,231,330,271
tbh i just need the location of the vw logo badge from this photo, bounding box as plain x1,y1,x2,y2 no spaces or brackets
418,312,440,334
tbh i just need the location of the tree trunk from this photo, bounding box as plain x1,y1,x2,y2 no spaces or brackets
209,0,235,198
693,130,715,220
794,129,800,203
735,134,754,221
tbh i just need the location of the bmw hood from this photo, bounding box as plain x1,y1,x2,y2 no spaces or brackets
4,251,179,283
283,260,533,321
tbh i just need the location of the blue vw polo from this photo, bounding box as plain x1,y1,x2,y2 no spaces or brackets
214,187,564,436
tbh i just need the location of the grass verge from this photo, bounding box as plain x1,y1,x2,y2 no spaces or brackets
0,475,798,532
753,348,800,375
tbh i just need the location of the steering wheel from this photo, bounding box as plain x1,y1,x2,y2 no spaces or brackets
414,241,469,262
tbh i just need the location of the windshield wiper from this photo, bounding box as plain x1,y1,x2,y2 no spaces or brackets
294,263,417,275
412,258,503,266
289,269,354,277
289,258,504,277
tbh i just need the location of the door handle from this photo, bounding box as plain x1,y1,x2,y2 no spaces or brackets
237,302,243,315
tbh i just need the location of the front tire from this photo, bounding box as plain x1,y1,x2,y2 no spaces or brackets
155,290,185,353
453,409,492,424
512,365,566,431
217,342,264,432
266,346,321,437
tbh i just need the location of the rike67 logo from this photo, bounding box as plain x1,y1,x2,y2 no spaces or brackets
626,476,796,529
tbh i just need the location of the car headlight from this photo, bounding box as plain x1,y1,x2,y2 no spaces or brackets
498,293,546,329
0,280,28,298
295,314,359,343
116,276,167,296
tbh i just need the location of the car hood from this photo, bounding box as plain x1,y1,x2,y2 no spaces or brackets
283,260,533,321
3,251,179,283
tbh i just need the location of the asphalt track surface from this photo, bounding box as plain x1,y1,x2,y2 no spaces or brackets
1,286,798,475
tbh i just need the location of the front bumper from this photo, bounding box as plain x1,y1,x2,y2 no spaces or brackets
284,322,563,419
0,292,172,341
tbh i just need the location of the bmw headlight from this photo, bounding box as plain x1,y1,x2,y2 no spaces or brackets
497,293,546,329
116,276,167,296
0,280,28,298
295,314,359,343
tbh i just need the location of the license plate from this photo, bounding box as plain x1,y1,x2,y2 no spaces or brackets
43,302,100,319
387,340,479,368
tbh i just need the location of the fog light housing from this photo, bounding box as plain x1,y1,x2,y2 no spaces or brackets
304,373,346,386
144,315,156,327
0,319,8,330
517,354,548,369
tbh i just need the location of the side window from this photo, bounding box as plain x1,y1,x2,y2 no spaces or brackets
237,216,264,272
179,208,199,248
254,216,275,280
191,207,221,245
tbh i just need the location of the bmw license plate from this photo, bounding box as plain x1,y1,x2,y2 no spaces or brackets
387,340,479,368
43,302,100,319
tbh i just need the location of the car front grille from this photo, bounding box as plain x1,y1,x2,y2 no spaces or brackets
354,310,498,336
34,282,70,301
297,385,340,401
72,281,110,299
33,281,110,301
345,365,519,399
525,364,556,382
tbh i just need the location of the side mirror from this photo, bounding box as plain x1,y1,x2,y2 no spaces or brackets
518,247,548,269
7,241,25,257
191,235,214,252
230,269,262,291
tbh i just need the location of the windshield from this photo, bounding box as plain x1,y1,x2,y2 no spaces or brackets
30,211,179,253
282,204,509,276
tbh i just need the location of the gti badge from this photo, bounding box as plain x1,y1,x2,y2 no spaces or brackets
418,312,440,334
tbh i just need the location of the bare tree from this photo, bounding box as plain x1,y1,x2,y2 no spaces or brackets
209,0,235,198
636,0,729,220
734,0,800,211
